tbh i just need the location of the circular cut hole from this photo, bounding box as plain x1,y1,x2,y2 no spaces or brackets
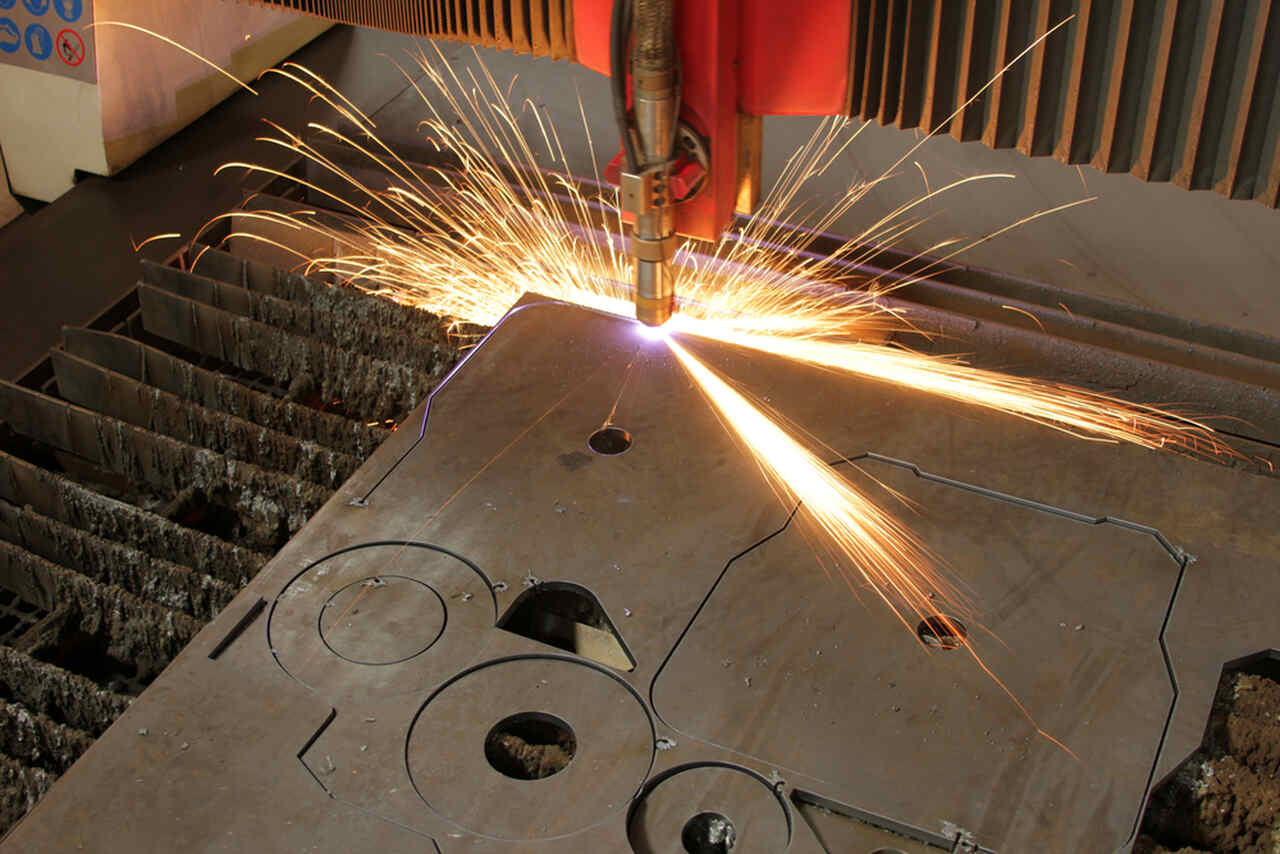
916,615,968,650
318,575,445,665
682,812,737,854
588,426,632,456
484,712,576,780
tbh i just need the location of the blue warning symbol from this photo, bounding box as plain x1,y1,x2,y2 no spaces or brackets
0,17,17,54
24,21,49,59
52,0,78,23
21,0,48,16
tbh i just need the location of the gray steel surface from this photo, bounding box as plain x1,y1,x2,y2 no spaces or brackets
1,296,1277,853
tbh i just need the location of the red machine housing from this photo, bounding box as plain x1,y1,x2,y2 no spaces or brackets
573,0,855,241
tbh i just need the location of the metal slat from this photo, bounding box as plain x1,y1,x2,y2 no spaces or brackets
0,700,93,775
0,542,200,685
244,1,562,58
0,382,332,554
1141,1,1208,181
894,0,934,130
878,0,908,126
141,261,460,378
1090,0,1141,171
838,0,1280,205
0,450,263,588
50,351,361,490
0,647,129,736
0,753,51,829
529,0,548,58
1019,0,1075,157
549,0,569,61
1018,0,1053,155
984,0,1035,149
61,329,387,460
137,284,431,424
954,0,999,142
0,503,235,623
1175,0,1231,188
1217,0,1278,199
919,0,963,133
860,0,889,120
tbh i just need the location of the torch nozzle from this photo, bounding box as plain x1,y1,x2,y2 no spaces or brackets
635,263,674,327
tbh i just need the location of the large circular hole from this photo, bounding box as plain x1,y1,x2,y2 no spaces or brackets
588,425,632,455
483,712,576,780
681,812,737,853
916,615,968,650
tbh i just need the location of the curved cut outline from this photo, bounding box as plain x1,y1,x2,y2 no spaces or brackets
315,573,448,666
359,297,624,503
625,760,793,854
647,450,1191,850
404,652,659,843
497,579,638,671
266,539,498,685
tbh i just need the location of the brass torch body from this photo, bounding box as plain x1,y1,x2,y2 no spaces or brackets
630,0,678,327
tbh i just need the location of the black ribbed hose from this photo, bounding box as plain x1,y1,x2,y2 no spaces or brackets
610,0,639,172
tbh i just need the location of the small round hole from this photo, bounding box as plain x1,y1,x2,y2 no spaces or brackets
916,615,968,650
483,712,576,780
588,426,632,455
681,812,736,853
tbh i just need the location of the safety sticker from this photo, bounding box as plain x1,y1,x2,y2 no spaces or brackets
0,0,93,82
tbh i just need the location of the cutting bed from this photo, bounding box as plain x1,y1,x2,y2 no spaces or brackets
1,149,1278,852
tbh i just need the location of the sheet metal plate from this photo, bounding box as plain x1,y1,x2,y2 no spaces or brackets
3,298,1278,854
654,457,1179,850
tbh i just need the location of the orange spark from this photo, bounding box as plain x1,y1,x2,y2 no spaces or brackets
666,319,1231,458
130,232,182,252
669,337,1076,756
668,337,953,631
1000,303,1047,332
183,38,1232,679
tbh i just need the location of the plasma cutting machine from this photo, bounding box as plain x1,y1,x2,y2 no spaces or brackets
250,0,1280,327
0,5,1278,854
